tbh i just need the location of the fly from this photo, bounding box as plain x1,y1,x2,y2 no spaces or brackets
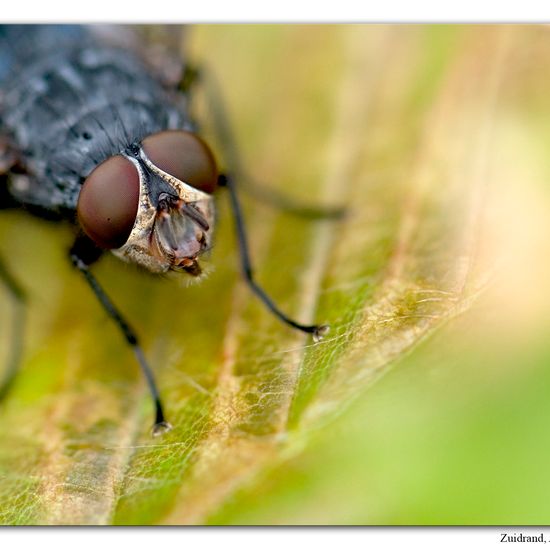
0,25,337,436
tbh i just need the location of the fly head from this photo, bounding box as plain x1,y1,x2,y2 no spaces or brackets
77,130,218,274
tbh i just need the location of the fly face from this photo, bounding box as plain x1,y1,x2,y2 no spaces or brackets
77,130,218,275
148,190,214,276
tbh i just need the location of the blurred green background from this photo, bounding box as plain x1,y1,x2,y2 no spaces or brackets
1,24,550,525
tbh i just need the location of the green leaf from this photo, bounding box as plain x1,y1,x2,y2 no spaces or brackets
0,25,530,524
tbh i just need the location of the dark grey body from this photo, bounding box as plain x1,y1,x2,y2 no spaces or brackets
0,25,192,216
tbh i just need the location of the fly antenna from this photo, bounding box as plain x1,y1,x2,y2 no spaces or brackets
179,202,210,231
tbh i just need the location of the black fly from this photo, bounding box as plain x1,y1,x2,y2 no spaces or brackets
0,25,334,436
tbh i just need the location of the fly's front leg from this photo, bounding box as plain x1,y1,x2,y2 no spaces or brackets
185,65,346,220
69,235,171,437
0,255,26,399
184,64,333,338
219,174,329,342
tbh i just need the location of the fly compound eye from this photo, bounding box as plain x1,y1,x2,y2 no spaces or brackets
142,130,218,194
77,155,140,249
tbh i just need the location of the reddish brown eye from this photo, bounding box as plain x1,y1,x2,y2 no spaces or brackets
142,130,218,193
77,155,140,249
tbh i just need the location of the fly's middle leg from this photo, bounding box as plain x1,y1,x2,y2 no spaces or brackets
69,235,172,437
0,255,26,399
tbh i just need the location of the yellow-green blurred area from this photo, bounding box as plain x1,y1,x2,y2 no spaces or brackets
1,24,550,524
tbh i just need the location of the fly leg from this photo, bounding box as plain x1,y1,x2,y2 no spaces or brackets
181,65,346,220
184,65,332,338
69,236,171,437
0,255,26,399
218,174,329,342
